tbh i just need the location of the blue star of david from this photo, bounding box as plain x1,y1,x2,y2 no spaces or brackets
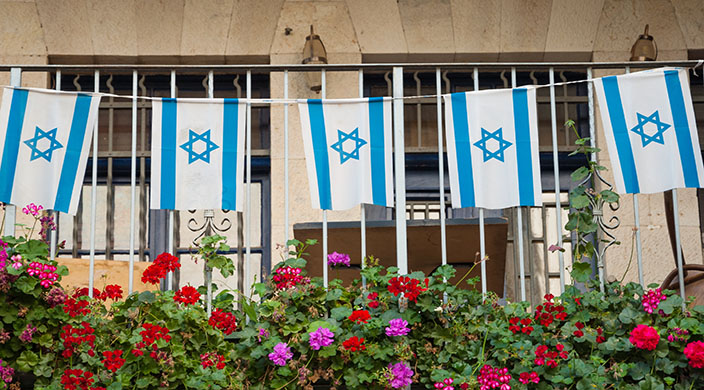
473,127,513,163
179,129,219,164
24,126,64,162
330,127,367,164
630,111,671,147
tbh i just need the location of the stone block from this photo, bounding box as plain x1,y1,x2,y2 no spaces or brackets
226,0,283,57
36,0,93,56
0,1,46,56
57,257,154,294
181,0,234,57
346,0,407,55
86,0,138,57
271,1,359,55
450,0,501,55
136,0,185,57
671,0,704,51
499,0,552,54
397,0,454,54
544,0,604,54
594,0,687,53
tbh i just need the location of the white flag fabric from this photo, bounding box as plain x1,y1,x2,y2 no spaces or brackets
150,98,246,211
444,87,542,209
0,87,101,214
593,68,704,194
298,98,393,210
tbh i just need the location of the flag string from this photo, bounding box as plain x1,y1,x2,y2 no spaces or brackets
0,66,692,103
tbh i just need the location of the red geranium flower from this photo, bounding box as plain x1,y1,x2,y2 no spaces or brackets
342,336,366,352
60,369,94,390
174,285,201,305
387,276,429,302
348,310,371,324
573,322,585,337
629,324,659,351
596,327,606,343
141,253,180,285
101,350,125,372
684,341,704,368
209,308,238,335
99,284,123,301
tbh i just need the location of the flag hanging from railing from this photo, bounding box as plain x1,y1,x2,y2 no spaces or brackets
594,68,704,194
150,98,246,211
0,87,101,214
444,87,542,209
298,98,393,210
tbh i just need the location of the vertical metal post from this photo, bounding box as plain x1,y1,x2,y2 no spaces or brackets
392,67,408,274
436,68,447,270
50,70,61,261
284,70,289,246
4,68,20,237
672,189,687,308
88,71,100,298
624,67,645,288
205,70,215,316
472,68,487,297
167,70,176,291
359,69,367,286
512,68,527,301
245,71,252,292
321,70,328,287
549,68,565,293
128,70,137,294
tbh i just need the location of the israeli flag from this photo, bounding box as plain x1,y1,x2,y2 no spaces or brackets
151,98,246,211
0,87,101,215
444,87,542,209
594,68,704,194
298,98,393,210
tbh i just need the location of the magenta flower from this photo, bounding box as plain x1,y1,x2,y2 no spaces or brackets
21,203,43,217
387,362,413,389
641,288,667,314
0,359,13,384
268,342,293,366
385,318,410,337
309,326,334,350
19,323,37,343
258,328,270,342
327,252,351,268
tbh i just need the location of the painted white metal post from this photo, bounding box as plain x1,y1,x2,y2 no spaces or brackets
511,68,527,301
359,69,367,286
672,189,687,309
548,68,565,293
128,70,137,294
392,67,408,274
436,68,447,270
246,71,252,293
51,71,61,261
474,68,487,298
88,71,100,298
284,70,289,246
322,70,328,287
4,68,20,237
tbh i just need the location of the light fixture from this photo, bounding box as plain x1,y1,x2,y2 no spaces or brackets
302,25,328,92
630,24,657,61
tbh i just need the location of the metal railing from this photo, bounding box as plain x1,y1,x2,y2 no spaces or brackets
1,60,702,306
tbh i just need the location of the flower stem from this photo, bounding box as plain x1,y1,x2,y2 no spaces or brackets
453,263,477,288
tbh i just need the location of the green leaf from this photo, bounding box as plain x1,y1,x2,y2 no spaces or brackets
138,291,156,303
330,307,352,321
570,194,590,209
17,350,39,372
571,166,589,182
600,190,619,202
241,298,257,322
571,261,592,283
658,295,684,315
107,382,123,390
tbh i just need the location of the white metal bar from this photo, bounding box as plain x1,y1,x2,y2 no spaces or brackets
284,70,289,246
167,70,176,291
672,189,687,308
549,67,565,293
206,71,214,316
359,69,367,287
511,68,527,301
392,67,408,274
245,71,252,293
50,70,61,261
88,71,100,298
622,67,645,288
474,67,487,298
436,68,447,270
128,70,137,295
322,70,328,287
4,68,20,236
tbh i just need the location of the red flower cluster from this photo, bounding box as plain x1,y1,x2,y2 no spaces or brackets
99,285,123,301
518,371,540,384
508,317,533,335
73,287,101,298
387,276,429,302
63,297,91,318
60,369,95,390
200,352,226,369
348,310,371,324
132,323,171,358
534,344,568,368
209,308,238,335
272,266,307,289
141,253,180,285
573,322,585,337
533,294,567,327
101,350,125,372
367,292,380,309
684,341,704,368
596,327,606,343
342,336,366,352
174,285,201,305
629,324,659,351
477,365,511,389
60,322,96,358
